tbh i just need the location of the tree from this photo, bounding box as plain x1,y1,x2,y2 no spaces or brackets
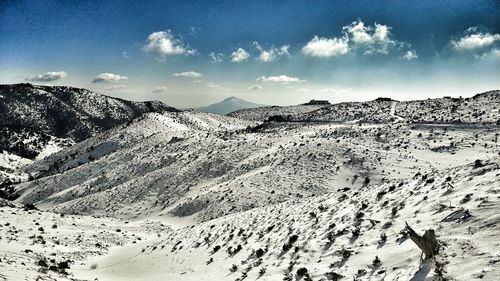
405,222,440,265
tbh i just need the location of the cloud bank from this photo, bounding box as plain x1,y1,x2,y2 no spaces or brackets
302,19,409,57
209,52,225,63
172,71,203,78
451,31,500,51
402,50,418,60
254,42,290,62
257,75,304,83
25,71,67,82
231,48,250,62
92,73,128,83
302,36,349,57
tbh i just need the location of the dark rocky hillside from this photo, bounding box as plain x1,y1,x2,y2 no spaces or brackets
0,83,179,159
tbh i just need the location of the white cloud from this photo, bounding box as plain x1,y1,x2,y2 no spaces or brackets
142,31,195,60
105,85,126,91
257,75,305,83
302,36,349,57
344,20,372,44
302,19,408,57
478,48,500,60
231,48,250,62
152,86,169,93
451,32,500,51
25,71,67,82
122,51,129,59
402,50,418,60
343,20,398,55
172,71,203,78
253,42,290,62
209,52,225,63
92,73,128,83
189,26,200,35
248,85,263,90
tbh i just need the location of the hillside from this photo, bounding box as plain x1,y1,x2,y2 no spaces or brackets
0,83,178,158
1,158,496,280
228,104,328,121
75,158,499,281
395,91,500,124
228,91,500,124
196,97,265,115
9,112,499,223
0,198,171,281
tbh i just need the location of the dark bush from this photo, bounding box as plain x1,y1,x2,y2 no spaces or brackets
296,267,308,277
255,248,265,258
212,245,221,253
474,159,484,168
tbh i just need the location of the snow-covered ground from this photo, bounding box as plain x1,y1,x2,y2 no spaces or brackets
0,151,32,184
1,89,499,280
0,198,171,281
5,157,498,280
21,158,500,281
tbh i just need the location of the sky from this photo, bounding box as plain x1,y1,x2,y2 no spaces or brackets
1,0,499,107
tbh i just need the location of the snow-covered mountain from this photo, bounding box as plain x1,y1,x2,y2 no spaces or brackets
0,83,179,184
196,96,265,115
0,83,179,143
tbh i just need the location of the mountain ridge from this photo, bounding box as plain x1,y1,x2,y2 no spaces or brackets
229,90,500,123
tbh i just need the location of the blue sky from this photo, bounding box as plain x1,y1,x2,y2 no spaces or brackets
1,0,499,107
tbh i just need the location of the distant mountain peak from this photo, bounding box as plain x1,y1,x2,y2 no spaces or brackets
196,96,265,115
222,96,240,101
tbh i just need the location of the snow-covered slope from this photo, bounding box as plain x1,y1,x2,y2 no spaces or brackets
196,96,265,115
0,151,32,186
72,158,500,281
228,104,328,121
0,201,171,281
229,91,500,124
11,114,499,224
293,99,395,123
395,91,500,124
